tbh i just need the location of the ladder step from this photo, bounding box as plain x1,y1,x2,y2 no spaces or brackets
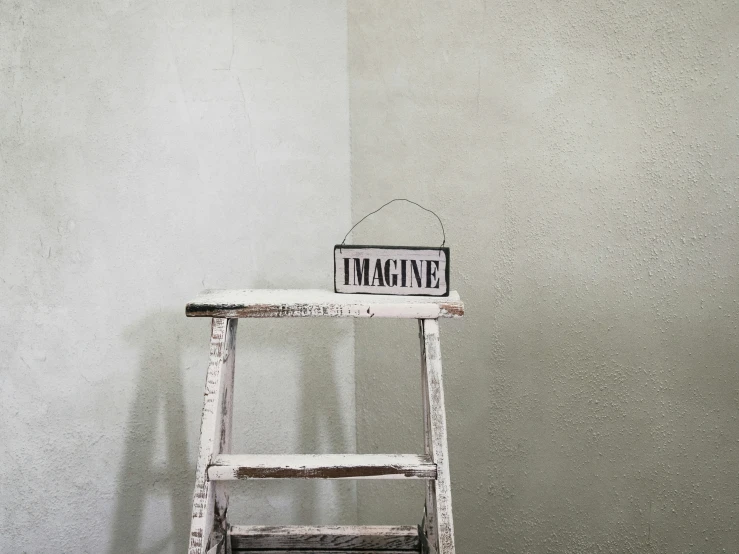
229,525,420,551
186,288,463,319
208,454,436,480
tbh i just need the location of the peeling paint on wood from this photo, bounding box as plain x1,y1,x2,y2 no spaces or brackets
421,319,455,554
187,293,462,552
233,548,418,554
229,525,419,550
186,289,463,319
208,454,437,480
419,321,438,554
189,318,237,554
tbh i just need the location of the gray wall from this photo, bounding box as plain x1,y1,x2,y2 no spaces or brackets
0,1,353,552
2,1,738,553
350,1,739,553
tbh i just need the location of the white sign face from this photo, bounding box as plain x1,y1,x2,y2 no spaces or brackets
334,245,450,296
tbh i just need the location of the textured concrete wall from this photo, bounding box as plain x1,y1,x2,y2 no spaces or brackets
3,1,738,552
0,1,352,552
349,1,739,552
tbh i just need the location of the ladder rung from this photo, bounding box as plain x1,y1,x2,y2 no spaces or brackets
208,454,436,480
229,524,420,551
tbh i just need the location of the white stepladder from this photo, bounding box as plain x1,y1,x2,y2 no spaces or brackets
185,289,464,554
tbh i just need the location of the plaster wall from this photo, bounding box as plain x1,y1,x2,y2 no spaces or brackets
0,1,353,552
349,1,739,552
2,1,738,552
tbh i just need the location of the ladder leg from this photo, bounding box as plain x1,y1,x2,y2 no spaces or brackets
420,318,456,554
189,318,238,554
419,320,438,553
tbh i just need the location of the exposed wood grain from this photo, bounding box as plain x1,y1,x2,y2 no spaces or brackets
419,320,438,554
231,551,415,553
187,293,461,552
231,551,414,553
229,525,419,550
207,530,225,554
189,318,238,554
208,454,436,480
186,289,464,319
214,318,235,539
421,319,456,554
418,521,431,554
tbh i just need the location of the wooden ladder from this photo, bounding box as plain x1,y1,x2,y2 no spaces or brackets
185,289,464,554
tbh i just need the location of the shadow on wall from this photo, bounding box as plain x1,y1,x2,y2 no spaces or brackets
228,316,354,526
227,277,355,526
108,310,197,554
108,281,354,553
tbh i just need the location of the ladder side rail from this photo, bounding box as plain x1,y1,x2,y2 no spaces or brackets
421,319,456,554
189,318,238,554
419,319,438,553
216,318,236,539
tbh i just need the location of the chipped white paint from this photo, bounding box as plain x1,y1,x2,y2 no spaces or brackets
187,292,461,551
232,550,412,553
186,289,463,319
421,319,455,553
208,453,437,480
419,321,438,553
229,525,419,551
189,318,237,554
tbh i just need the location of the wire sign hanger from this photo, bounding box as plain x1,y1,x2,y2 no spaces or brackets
334,198,451,297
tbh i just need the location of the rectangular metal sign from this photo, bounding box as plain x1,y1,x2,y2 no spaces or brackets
334,245,450,297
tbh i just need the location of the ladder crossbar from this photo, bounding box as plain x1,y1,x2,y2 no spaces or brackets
232,551,415,554
209,454,437,480
229,525,420,551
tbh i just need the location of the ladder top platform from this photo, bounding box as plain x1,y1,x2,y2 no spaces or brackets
186,289,464,319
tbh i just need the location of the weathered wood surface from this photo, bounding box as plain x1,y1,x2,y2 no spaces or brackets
334,246,450,297
185,296,461,552
189,318,238,554
229,525,419,550
206,531,225,554
419,322,438,554
232,551,414,553
186,289,463,319
418,520,432,554
214,320,235,552
420,319,456,554
208,453,436,480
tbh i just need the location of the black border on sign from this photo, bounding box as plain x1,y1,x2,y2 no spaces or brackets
333,245,451,297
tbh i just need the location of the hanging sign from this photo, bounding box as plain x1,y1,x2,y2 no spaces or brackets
334,245,450,296
334,199,450,297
